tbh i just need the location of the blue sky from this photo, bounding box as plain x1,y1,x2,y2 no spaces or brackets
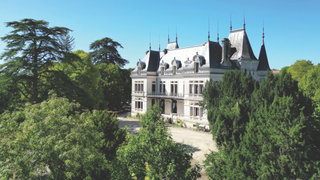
1,0,319,70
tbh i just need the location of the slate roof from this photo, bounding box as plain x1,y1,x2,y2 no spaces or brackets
166,41,179,50
257,43,271,71
228,29,257,61
132,27,271,74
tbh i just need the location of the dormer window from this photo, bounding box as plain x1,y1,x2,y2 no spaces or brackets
173,65,177,75
161,67,164,75
195,62,199,73
138,66,141,75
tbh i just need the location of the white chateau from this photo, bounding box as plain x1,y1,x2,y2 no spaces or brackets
131,23,270,126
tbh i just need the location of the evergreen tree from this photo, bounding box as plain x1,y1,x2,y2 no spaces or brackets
90,37,128,67
204,69,320,179
0,19,80,104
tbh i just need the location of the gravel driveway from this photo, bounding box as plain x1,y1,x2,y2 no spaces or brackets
118,116,218,180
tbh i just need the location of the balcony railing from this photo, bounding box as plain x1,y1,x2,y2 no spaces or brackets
147,92,185,99
132,91,147,96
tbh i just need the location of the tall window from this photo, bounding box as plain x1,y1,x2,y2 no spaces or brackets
152,81,156,94
161,67,164,75
172,100,177,113
152,99,155,106
134,81,144,93
170,81,178,96
189,81,204,96
160,99,165,114
159,81,165,94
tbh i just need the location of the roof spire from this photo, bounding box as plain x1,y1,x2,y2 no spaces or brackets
159,33,161,51
262,20,265,45
208,15,210,41
230,12,232,31
243,10,246,30
217,17,219,43
168,28,170,43
176,27,178,42
149,31,151,50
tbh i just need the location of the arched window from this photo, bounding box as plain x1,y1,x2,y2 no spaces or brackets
244,69,247,75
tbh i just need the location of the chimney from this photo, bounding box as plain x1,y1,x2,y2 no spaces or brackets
221,38,231,67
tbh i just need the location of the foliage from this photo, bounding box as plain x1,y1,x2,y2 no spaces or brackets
287,59,314,83
89,37,128,67
98,63,131,110
203,70,320,179
111,104,201,179
201,70,258,147
139,104,164,133
0,94,126,179
0,18,80,104
51,49,104,110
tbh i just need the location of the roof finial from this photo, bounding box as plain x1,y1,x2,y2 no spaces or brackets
243,10,246,30
168,28,170,43
262,20,265,45
208,15,210,41
230,12,232,31
149,31,151,50
217,17,219,43
176,27,178,42
159,32,161,51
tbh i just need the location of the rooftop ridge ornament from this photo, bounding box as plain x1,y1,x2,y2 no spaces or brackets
217,17,219,43
159,33,161,51
176,27,178,42
262,20,265,45
168,28,170,43
208,15,210,41
230,12,232,31
149,31,151,50
243,10,246,30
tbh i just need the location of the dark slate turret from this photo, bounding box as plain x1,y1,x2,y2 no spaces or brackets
257,27,271,71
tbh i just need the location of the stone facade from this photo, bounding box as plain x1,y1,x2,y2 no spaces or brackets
131,25,270,126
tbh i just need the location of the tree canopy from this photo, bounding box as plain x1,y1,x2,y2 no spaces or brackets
111,104,201,179
202,70,320,179
0,18,80,104
90,37,128,67
0,93,126,179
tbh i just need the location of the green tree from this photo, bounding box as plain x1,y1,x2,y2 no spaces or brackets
98,63,131,110
111,105,201,179
287,59,314,83
201,70,258,148
90,37,128,67
204,70,320,179
0,18,80,104
0,93,126,179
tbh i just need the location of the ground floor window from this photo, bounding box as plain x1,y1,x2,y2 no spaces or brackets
172,100,177,113
135,98,143,111
160,99,165,114
190,102,202,118
152,99,155,106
